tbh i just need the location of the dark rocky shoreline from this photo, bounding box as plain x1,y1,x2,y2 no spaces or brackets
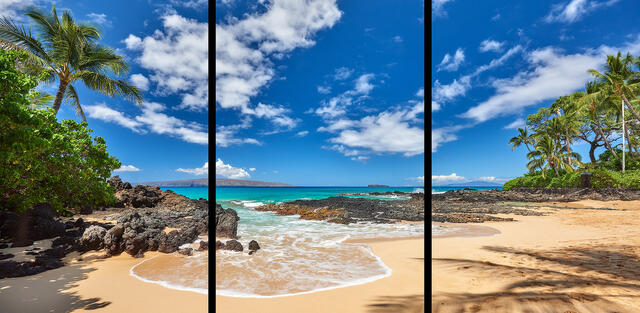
0,176,209,279
432,188,636,223
254,193,425,224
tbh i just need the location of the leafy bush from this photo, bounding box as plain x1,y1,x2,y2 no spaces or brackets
504,167,640,190
547,171,581,188
598,148,640,171
0,50,121,213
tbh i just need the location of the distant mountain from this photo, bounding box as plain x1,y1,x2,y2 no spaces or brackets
216,178,295,187
437,181,503,187
133,178,208,187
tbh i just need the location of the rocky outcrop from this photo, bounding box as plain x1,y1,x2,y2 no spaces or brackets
255,196,424,224
79,225,107,251
215,204,239,238
433,188,640,203
108,176,208,211
196,241,208,251
224,240,243,252
0,204,66,246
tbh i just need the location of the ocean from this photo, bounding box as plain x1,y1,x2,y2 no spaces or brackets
215,186,425,297
160,186,208,200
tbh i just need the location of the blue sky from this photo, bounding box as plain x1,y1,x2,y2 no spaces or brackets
432,0,640,186
3,0,209,183
215,1,425,186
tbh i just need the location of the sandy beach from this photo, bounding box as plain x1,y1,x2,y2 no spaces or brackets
433,200,640,312
216,236,425,313
0,250,207,313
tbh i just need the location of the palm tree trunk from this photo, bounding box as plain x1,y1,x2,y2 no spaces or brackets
565,126,572,167
589,142,598,163
621,93,640,124
595,119,617,158
52,81,68,114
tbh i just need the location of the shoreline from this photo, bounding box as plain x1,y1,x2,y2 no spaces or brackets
216,236,424,312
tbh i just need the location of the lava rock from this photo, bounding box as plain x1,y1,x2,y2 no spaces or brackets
79,225,107,251
224,240,243,252
215,240,225,250
178,247,193,256
215,204,239,238
196,241,208,251
248,240,260,251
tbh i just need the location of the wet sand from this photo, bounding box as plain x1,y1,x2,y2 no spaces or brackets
216,237,425,313
433,200,640,312
0,251,207,313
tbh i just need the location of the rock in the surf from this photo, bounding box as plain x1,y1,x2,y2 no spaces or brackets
215,204,239,238
248,240,260,251
224,239,243,252
197,240,208,251
215,240,225,250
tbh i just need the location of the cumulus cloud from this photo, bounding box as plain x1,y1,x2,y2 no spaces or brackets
317,85,331,94
130,74,150,91
125,13,208,110
85,102,208,145
113,165,141,172
438,48,465,72
0,0,51,21
178,162,209,176
479,39,504,53
296,130,309,137
216,120,261,147
215,159,250,179
432,173,466,184
545,0,619,24
216,0,341,115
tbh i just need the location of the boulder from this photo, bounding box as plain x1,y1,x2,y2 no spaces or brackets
215,240,225,250
178,247,193,256
79,225,107,251
197,241,208,251
248,240,260,251
215,204,239,238
224,240,243,252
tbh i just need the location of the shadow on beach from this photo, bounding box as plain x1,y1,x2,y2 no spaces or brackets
367,294,424,313
0,259,111,313
432,244,640,313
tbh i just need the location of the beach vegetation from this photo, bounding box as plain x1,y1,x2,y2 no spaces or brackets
507,51,640,189
0,49,121,213
0,5,143,121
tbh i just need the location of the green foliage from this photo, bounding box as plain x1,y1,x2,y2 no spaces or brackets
597,148,640,171
503,168,640,190
0,50,120,213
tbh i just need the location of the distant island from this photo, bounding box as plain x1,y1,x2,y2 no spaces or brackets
368,184,389,187
216,178,295,187
435,181,503,188
133,178,208,187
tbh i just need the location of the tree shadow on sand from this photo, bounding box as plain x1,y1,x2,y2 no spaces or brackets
0,258,111,313
367,294,424,313
432,245,640,313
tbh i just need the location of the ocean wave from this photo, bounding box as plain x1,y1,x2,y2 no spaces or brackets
129,255,208,295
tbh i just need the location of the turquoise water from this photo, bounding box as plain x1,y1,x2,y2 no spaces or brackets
432,186,501,194
161,187,208,200
215,186,423,203
215,186,425,297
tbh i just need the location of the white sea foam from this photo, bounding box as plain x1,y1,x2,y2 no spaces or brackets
129,255,208,295
411,188,424,193
431,189,445,194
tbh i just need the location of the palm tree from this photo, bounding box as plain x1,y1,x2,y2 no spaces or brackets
588,52,640,125
527,134,581,178
0,6,143,121
580,81,619,158
509,128,534,152
550,94,583,167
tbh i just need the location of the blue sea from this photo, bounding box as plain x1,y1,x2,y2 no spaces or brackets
161,187,208,200
215,186,425,297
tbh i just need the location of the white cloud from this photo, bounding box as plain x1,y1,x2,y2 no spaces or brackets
86,13,111,27
85,103,143,132
504,118,526,129
416,88,424,97
216,0,341,116
125,13,208,110
432,173,466,184
315,73,376,119
438,48,465,72
249,168,256,171
130,74,150,91
113,165,141,172
326,109,424,157
334,67,353,80
432,125,468,152
479,39,504,53
317,85,331,94
544,0,619,24
432,45,522,103
178,162,209,176
432,0,454,17
85,102,208,145
296,130,309,137
392,35,403,43
350,156,369,162
432,101,441,112
171,0,208,8
216,122,261,147
0,0,51,21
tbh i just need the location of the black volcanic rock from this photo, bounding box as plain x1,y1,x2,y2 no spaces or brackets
224,240,243,252
216,204,239,238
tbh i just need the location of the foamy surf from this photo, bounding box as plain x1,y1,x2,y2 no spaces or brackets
130,255,208,295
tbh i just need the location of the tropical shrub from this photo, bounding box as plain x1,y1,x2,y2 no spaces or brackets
0,50,121,213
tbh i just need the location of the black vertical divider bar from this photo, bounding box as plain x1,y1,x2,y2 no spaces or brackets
209,2,215,311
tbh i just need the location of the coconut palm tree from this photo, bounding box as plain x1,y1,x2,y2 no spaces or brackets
550,94,583,167
0,6,143,121
580,81,619,158
509,128,534,152
588,52,640,125
527,134,582,178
